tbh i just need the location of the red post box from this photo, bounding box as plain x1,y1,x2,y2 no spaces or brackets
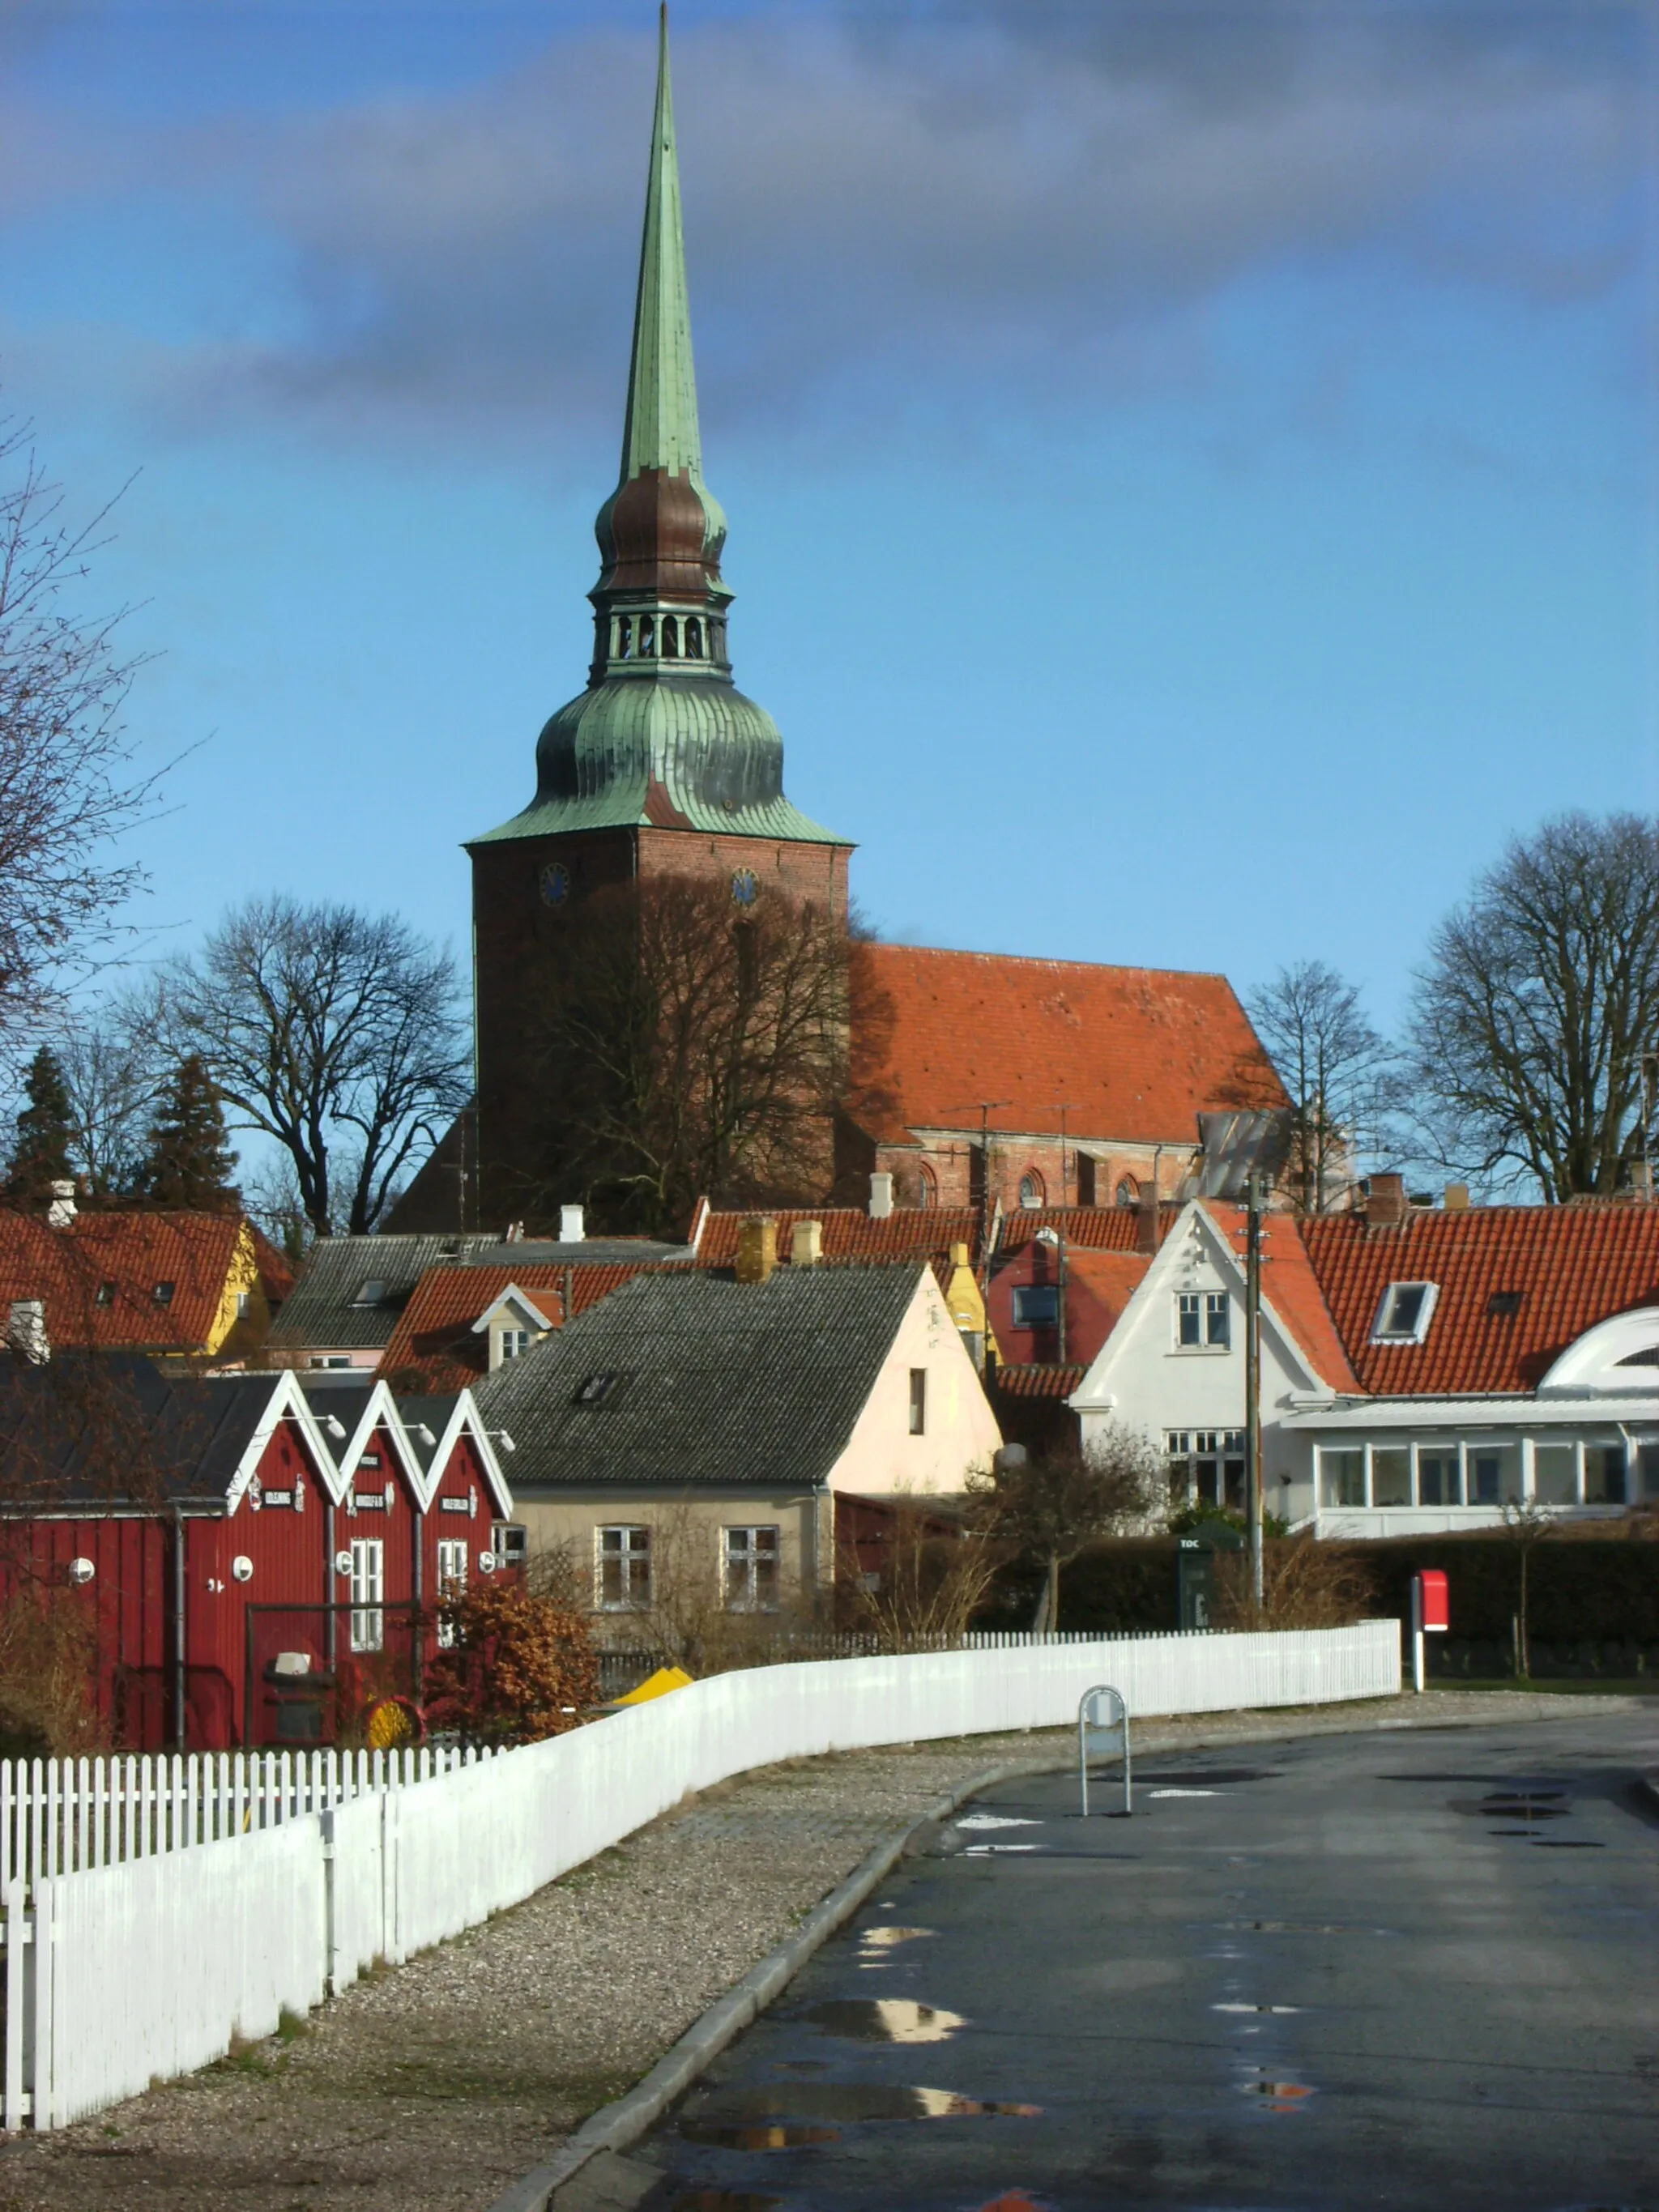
1410,1569,1450,1690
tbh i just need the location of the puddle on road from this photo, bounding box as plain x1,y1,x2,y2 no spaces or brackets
1239,2069,1316,2113
1216,1920,1367,1936
799,1999,966,2044
957,1813,1041,1831
682,2085,1042,2142
1149,1788,1221,1799
855,1924,935,1969
680,2124,841,2151
1138,1769,1280,1785
1528,1839,1606,1849
669,2193,783,2210
1213,2001,1302,2015
1452,1792,1570,1821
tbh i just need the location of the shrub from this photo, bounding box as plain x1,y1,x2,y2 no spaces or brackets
427,1583,599,1744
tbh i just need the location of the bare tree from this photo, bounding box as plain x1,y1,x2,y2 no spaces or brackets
0,419,156,1055
527,876,854,1234
57,1018,163,1197
967,1428,1164,1635
154,895,471,1237
836,1496,1000,1652
1405,812,1659,1199
1246,961,1393,1213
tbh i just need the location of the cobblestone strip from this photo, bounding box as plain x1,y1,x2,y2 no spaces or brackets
0,1691,1626,2212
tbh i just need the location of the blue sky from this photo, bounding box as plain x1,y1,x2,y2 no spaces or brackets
2,0,1655,1050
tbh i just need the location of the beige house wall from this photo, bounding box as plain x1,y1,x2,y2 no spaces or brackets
825,1272,1001,1498
514,1489,827,1617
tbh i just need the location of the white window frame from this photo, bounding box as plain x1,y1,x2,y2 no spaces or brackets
1166,1430,1246,1511
1175,1290,1230,1352
349,1538,384,1653
435,1538,468,1647
1370,1281,1440,1345
723,1525,781,1613
495,1326,531,1367
596,1525,651,1610
1317,1445,1367,1511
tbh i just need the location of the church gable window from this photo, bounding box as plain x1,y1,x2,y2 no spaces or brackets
639,614,655,656
616,615,633,659
662,616,679,658
684,617,703,658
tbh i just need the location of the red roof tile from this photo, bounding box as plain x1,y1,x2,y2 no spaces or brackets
377,1261,668,1391
0,1209,292,1355
997,1204,1179,1255
992,1363,1088,1400
1303,1204,1659,1396
695,1207,982,1269
1200,1204,1359,1394
851,944,1285,1146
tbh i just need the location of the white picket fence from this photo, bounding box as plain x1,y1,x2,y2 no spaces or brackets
1,1621,1400,2131
0,1744,494,1895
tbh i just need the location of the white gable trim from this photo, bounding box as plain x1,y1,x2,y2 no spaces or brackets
408,1392,514,1517
469,1285,557,1337
1067,1201,1337,1412
326,1380,428,1511
224,1371,339,1518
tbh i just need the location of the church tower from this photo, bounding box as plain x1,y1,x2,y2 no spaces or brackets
467,8,852,1220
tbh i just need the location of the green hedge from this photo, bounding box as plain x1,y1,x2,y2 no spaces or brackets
983,1532,1659,1644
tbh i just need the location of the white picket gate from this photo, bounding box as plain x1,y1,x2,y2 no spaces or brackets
0,1621,1401,2130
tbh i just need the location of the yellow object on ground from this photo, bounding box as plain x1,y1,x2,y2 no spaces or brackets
614,1665,695,1706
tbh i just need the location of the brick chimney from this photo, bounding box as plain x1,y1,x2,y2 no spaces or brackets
735,1217,778,1285
1365,1172,1408,1229
46,1180,76,1230
7,1300,47,1363
1443,1183,1470,1213
1134,1191,1160,1255
790,1220,823,1268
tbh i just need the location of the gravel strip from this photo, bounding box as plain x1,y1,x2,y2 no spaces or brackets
0,1690,1626,2212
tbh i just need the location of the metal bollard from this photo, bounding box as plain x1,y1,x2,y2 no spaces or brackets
1078,1684,1131,1818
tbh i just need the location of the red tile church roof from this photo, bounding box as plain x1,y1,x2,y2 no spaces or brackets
851,945,1285,1146
1302,1204,1659,1396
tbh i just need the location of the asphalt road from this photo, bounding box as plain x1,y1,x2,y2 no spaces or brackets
629,1710,1659,2212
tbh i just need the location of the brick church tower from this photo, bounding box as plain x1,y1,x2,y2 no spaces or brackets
466,11,851,1222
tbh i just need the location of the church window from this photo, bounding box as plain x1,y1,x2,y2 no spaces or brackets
1115,1174,1139,1208
616,616,633,659
640,615,656,656
1018,1170,1044,1209
662,616,679,658
918,1163,938,1209
1075,1153,1096,1207
685,617,703,658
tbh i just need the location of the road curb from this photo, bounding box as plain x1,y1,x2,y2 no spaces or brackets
484,1755,1062,2212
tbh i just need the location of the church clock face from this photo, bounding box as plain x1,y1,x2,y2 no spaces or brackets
731,867,758,908
538,861,571,908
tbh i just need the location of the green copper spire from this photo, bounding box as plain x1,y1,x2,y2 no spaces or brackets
619,6,703,485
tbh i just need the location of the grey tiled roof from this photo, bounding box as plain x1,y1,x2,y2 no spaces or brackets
0,1356,288,1507
472,1266,924,1492
269,1231,692,1353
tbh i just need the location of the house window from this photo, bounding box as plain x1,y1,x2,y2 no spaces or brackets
1584,1443,1626,1505
1076,1154,1097,1207
95,1281,116,1308
349,1538,384,1653
152,1281,175,1306
597,1526,651,1609
1371,1282,1438,1344
1469,1442,1521,1507
1416,1446,1461,1506
723,1525,780,1612
1011,1285,1059,1329
1533,1443,1578,1506
436,1538,467,1647
1018,1171,1044,1209
497,1328,530,1364
1487,1290,1523,1319
908,1369,928,1436
575,1372,625,1406
1371,1446,1412,1507
309,1355,352,1370
1176,1291,1229,1349
352,1278,386,1307
1319,1447,1366,1509
236,1290,253,1318
1166,1430,1245,1511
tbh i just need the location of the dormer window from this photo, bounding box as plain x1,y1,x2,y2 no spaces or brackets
1371,1281,1438,1344
95,1282,117,1308
152,1281,175,1306
499,1328,529,1362
352,1278,386,1307
574,1371,625,1407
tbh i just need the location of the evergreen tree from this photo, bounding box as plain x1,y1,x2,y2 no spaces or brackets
7,1047,75,1200
139,1055,239,1211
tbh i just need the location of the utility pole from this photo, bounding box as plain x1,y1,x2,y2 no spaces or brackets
972,1101,1010,1300
1245,1170,1265,1613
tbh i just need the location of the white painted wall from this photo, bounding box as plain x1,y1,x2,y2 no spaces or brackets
1069,1204,1336,1524
825,1270,1003,1496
